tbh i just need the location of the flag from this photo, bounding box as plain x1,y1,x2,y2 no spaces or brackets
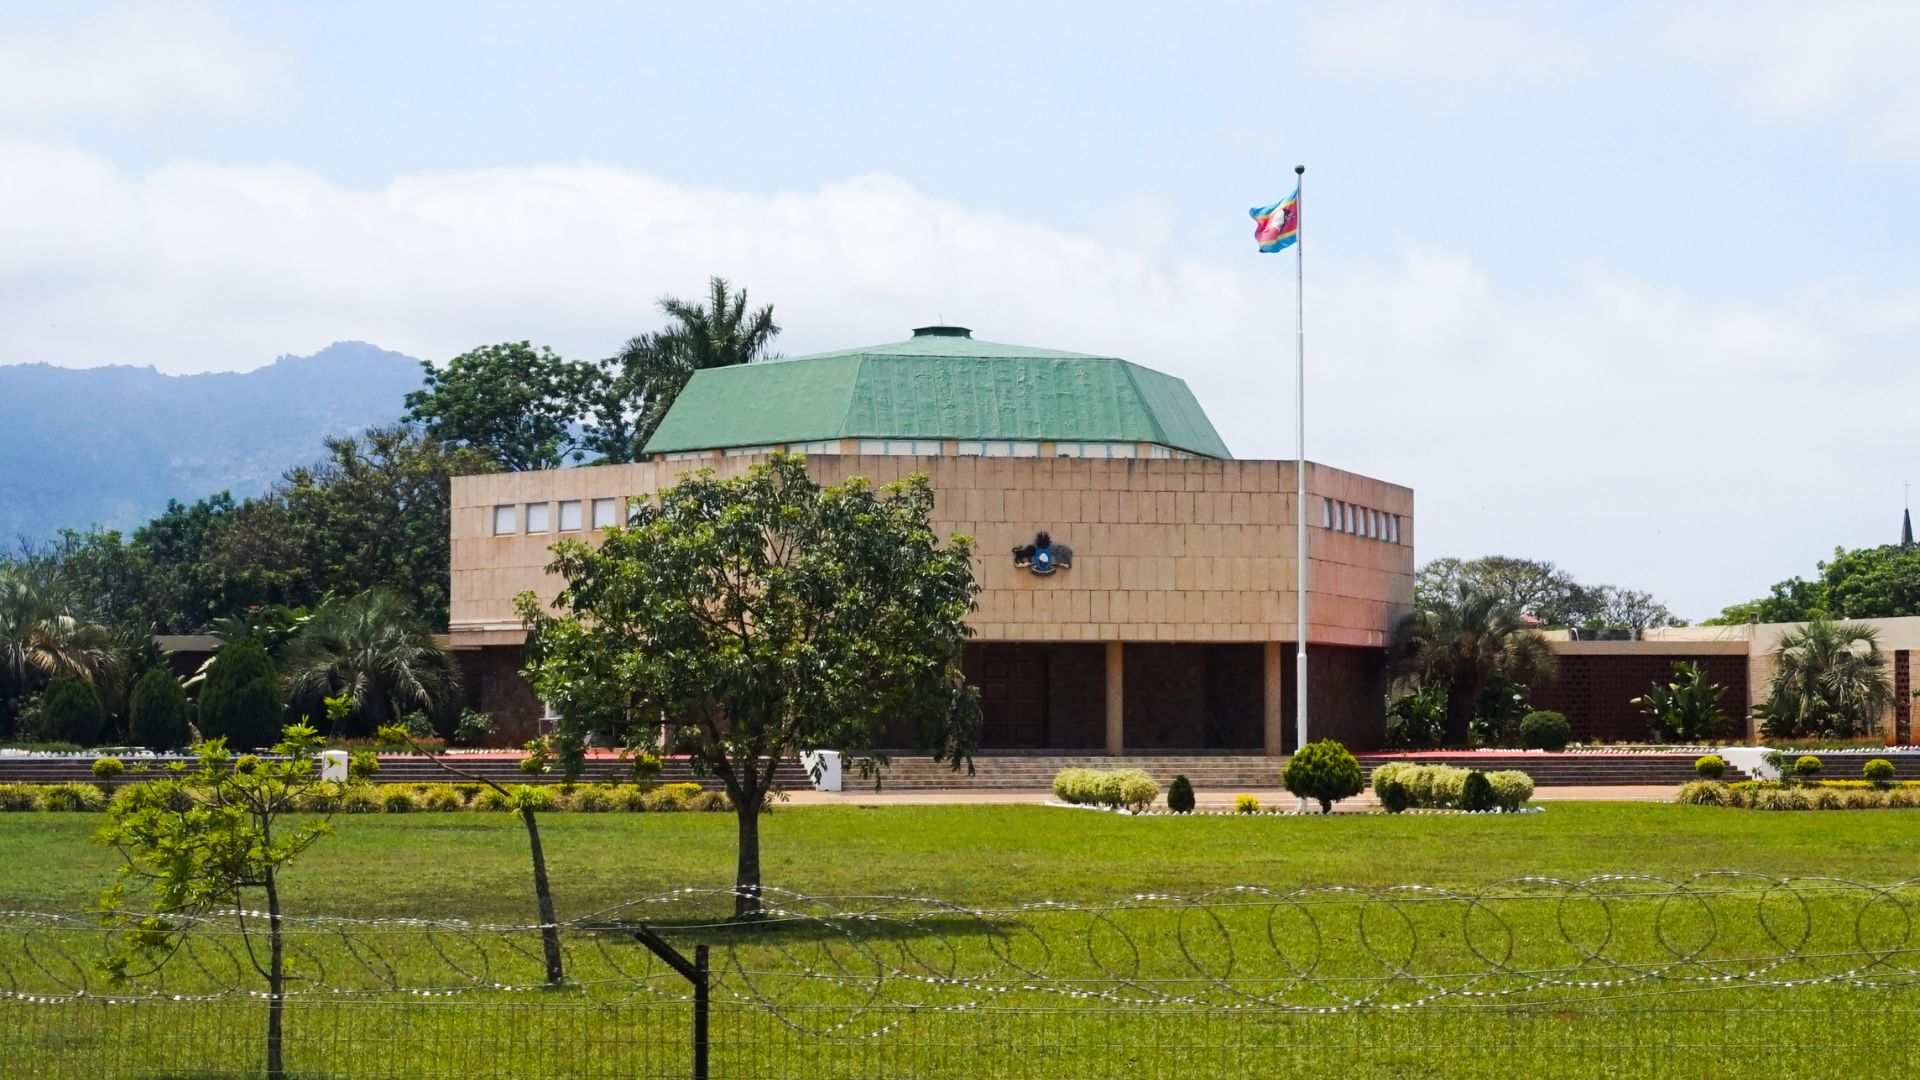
1250,186,1300,253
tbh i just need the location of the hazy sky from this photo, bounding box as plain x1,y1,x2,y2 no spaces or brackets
2,1,1917,619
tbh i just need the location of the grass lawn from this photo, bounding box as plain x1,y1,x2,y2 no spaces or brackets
3,802,1917,1078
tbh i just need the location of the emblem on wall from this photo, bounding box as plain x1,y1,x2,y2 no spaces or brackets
1012,531,1073,576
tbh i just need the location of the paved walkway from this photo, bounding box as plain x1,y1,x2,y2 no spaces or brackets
781,784,1675,809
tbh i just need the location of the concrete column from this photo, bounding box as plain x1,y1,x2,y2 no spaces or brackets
1264,640,1284,757
1105,641,1125,756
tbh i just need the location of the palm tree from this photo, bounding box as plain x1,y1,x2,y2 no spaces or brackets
1388,585,1558,745
0,563,118,736
1759,617,1894,739
280,589,458,735
597,276,781,459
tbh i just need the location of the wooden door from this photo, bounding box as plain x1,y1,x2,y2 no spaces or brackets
968,647,1049,749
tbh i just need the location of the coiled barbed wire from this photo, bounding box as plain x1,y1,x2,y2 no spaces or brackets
4,873,1918,1040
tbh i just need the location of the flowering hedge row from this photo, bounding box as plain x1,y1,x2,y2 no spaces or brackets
1370,763,1534,813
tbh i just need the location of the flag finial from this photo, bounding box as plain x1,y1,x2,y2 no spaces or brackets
1295,164,1305,175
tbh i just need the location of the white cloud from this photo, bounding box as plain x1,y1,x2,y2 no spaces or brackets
1306,0,1596,97
1,142,1915,619
1642,1,1920,155
0,2,282,121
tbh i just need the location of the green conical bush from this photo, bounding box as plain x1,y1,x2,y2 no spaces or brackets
196,640,283,750
128,668,192,750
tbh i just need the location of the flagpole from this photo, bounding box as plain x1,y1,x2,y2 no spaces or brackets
1293,163,1309,812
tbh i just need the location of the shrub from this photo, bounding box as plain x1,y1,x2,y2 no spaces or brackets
617,785,651,812
1373,767,1413,813
348,751,380,780
1633,661,1729,743
1235,794,1259,814
340,786,382,813
1864,758,1897,785
1485,770,1534,812
40,781,108,812
453,782,483,805
0,783,41,811
295,784,345,813
91,757,125,782
1282,739,1364,813
1889,786,1920,809
28,677,106,747
451,709,495,748
196,639,282,749
1793,755,1823,780
512,785,558,812
477,787,515,812
693,790,731,812
1052,768,1156,808
1752,786,1809,811
234,754,261,774
1808,786,1843,811
1518,711,1571,751
1459,770,1497,812
571,785,616,812
1691,754,1725,780
380,786,418,813
1838,788,1885,810
127,669,192,750
421,784,464,812
643,786,693,812
1427,765,1471,809
1118,776,1160,813
1166,775,1196,813
1676,780,1729,807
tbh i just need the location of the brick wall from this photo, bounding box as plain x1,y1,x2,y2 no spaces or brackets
1897,650,1911,745
1527,653,1750,743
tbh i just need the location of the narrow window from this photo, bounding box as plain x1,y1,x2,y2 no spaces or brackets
525,502,550,533
591,498,618,529
1322,497,1333,529
493,505,516,535
558,500,582,531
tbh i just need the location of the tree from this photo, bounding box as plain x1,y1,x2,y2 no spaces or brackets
1413,556,1680,632
0,562,118,737
1756,617,1894,739
1707,543,1920,625
517,454,979,917
197,639,283,749
1388,585,1558,745
405,342,599,471
26,675,106,745
1632,661,1729,743
281,589,459,736
1282,739,1364,813
586,276,781,462
128,668,193,750
1593,587,1678,635
96,723,338,1080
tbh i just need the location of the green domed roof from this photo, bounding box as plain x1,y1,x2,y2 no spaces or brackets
641,327,1232,458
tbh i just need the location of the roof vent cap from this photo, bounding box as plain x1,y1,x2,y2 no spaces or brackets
911,325,972,338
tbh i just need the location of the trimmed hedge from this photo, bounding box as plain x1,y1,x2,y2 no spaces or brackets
1052,768,1159,811
1518,711,1571,751
1694,754,1726,780
1678,779,1920,810
1371,763,1534,812
0,781,734,813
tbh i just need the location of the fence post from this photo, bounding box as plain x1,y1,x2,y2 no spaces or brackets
632,925,711,1080
693,944,710,1080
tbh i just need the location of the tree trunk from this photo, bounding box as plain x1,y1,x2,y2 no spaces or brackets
264,867,286,1080
519,805,566,985
733,799,763,920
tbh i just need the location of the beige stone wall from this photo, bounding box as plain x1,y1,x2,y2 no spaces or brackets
449,455,1415,647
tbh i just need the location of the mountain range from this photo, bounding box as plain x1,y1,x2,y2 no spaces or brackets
0,342,424,545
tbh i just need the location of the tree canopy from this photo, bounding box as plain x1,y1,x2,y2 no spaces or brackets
1706,543,1920,624
1389,585,1559,746
404,342,598,471
1755,617,1894,739
517,453,978,916
1415,556,1683,633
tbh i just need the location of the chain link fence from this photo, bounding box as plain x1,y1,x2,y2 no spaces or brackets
5,873,1918,1077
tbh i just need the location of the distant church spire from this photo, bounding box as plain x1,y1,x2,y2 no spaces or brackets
1906,481,1915,547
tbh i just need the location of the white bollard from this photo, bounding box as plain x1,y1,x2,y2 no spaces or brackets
319,750,349,782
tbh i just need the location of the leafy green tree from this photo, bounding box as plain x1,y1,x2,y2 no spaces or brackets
517,454,979,917
0,563,118,737
1414,556,1679,631
128,668,193,750
1707,544,1920,624
1388,585,1558,745
96,723,339,1080
1632,661,1729,742
282,590,458,735
1282,738,1364,813
405,342,599,471
26,675,107,745
586,276,781,462
1756,617,1894,739
196,639,282,749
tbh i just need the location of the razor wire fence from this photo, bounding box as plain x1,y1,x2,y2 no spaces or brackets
5,873,1920,1078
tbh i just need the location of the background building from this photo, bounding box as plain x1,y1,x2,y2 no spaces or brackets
448,327,1415,752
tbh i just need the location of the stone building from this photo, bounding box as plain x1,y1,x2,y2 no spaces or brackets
447,326,1416,752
